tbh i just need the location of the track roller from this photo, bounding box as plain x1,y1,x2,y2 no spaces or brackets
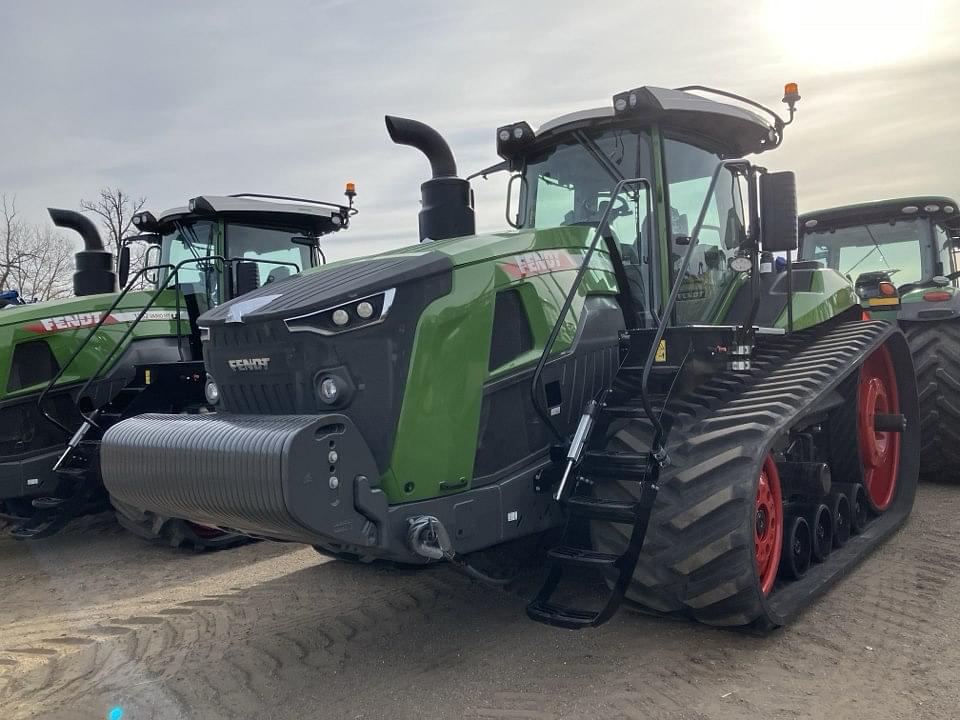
834,482,868,534
803,503,833,562
780,514,812,580
829,491,851,548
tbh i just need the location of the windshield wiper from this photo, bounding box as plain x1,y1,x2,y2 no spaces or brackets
843,225,893,277
571,130,627,189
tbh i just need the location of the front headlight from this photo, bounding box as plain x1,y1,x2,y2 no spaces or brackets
283,288,395,335
204,375,220,405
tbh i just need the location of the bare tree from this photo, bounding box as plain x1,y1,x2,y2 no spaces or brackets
0,194,27,290
79,187,147,257
8,224,74,301
0,195,75,301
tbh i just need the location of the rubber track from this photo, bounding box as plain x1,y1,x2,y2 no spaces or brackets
901,320,960,480
112,498,251,552
592,319,918,627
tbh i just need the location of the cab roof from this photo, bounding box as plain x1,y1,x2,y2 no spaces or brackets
534,86,777,157
800,196,960,232
149,195,351,236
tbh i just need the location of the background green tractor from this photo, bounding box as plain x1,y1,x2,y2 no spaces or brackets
799,198,960,479
0,192,353,546
101,84,919,629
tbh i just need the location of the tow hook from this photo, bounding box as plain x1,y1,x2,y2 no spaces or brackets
407,515,455,561
406,515,513,587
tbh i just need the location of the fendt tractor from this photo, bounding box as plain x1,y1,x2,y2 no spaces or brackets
102,84,919,629
800,198,960,479
0,191,354,548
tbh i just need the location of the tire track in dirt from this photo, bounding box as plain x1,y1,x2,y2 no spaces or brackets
3,486,960,719
1,564,475,719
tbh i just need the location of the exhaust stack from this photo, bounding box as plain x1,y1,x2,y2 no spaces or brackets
48,208,117,296
385,116,475,242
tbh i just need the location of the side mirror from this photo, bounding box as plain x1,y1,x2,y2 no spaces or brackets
759,171,798,252
117,245,131,287
505,173,526,229
234,261,260,297
144,244,161,285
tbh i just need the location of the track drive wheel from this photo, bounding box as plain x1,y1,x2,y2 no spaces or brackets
112,498,251,551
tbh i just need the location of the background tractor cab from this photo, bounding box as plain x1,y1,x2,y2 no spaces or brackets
799,197,960,321
125,193,353,307
800,197,960,480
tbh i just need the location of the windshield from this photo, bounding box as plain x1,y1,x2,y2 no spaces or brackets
225,223,314,289
159,219,220,302
520,129,653,313
800,218,933,286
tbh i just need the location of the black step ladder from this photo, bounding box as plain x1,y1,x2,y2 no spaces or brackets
526,402,660,629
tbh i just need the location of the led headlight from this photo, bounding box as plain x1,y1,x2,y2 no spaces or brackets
319,377,340,404
284,288,396,335
356,301,374,319
204,376,220,405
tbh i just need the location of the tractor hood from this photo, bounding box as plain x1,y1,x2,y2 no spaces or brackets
0,291,186,333
197,225,597,328
0,290,182,335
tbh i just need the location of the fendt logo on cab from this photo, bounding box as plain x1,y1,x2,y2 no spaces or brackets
227,357,272,372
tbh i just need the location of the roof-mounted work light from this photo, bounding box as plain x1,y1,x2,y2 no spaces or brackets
496,122,535,163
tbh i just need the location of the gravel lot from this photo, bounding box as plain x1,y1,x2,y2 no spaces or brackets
1,483,958,720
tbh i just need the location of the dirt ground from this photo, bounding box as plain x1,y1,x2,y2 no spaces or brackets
1,484,958,720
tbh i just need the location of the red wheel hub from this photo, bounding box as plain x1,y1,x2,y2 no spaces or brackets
755,455,783,596
857,346,900,512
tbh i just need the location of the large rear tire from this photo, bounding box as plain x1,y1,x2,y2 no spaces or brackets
901,320,960,480
112,498,251,552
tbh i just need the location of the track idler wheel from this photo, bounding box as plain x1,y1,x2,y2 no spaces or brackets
779,514,812,581
755,456,784,596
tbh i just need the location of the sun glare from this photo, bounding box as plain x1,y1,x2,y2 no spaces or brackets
765,0,938,71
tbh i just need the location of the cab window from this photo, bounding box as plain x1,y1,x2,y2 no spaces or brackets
159,220,220,303
663,138,746,324
225,224,312,289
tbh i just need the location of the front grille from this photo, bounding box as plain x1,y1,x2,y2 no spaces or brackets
220,380,300,414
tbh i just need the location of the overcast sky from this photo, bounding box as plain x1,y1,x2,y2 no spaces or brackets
1,0,957,261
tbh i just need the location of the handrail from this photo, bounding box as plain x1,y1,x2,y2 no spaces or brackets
36,262,171,433
529,178,652,442
640,159,750,463
74,255,227,428
37,256,225,434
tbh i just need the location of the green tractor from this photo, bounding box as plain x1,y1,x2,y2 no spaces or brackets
799,198,960,479
101,84,919,628
0,192,353,547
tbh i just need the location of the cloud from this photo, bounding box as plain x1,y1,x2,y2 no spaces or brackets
1,0,957,262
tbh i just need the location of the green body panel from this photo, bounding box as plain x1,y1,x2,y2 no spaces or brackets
381,226,618,503
774,269,858,330
0,290,185,399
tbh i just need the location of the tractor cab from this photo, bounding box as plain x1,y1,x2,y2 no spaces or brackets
489,85,805,335
124,193,353,310
799,197,960,317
